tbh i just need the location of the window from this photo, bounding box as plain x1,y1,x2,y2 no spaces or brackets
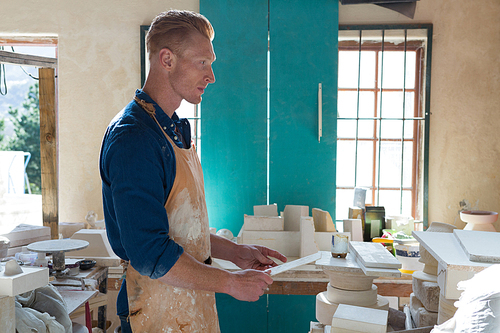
0,38,58,234
336,26,432,226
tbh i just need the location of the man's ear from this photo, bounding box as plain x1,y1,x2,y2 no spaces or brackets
158,48,175,71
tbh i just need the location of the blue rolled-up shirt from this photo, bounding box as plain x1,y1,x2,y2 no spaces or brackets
99,89,191,317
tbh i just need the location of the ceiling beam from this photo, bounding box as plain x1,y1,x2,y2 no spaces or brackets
0,50,56,68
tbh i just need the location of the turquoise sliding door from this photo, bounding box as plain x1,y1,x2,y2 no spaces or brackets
269,0,338,217
201,1,338,231
200,0,269,234
201,2,338,332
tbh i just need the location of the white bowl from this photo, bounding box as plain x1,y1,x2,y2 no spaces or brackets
460,211,498,225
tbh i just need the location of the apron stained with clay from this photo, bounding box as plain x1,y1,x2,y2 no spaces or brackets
126,101,220,332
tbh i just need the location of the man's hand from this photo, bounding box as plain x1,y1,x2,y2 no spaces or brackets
232,244,287,271
227,269,273,302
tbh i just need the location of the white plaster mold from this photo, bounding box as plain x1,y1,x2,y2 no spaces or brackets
67,229,121,267
412,274,440,312
349,241,402,269
315,251,391,326
241,230,300,257
267,252,321,276
437,294,457,325
4,260,23,276
312,208,336,232
410,293,438,327
283,205,309,231
453,229,500,263
0,236,9,259
460,210,498,232
0,266,49,296
326,270,376,291
301,216,319,257
0,224,50,248
327,283,378,307
309,321,325,333
343,219,363,242
422,262,438,275
0,295,15,333
244,215,284,231
413,230,491,300
331,303,388,333
253,204,278,217
412,270,438,283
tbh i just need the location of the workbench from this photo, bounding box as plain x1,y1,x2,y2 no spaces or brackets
106,256,412,332
107,258,412,297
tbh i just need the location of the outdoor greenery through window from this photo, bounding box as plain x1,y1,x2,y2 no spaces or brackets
336,26,431,226
0,44,57,232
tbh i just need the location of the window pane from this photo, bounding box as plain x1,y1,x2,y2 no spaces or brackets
338,51,360,89
378,141,403,188
338,50,376,89
401,190,413,217
379,190,413,217
404,92,415,118
358,91,375,118
336,188,355,221
338,90,358,118
358,119,375,139
337,140,356,187
378,190,403,216
365,189,374,206
338,91,375,119
359,51,376,89
403,119,415,139
356,141,374,187
176,100,196,118
378,51,416,90
402,141,414,188
378,91,416,120
380,119,403,139
337,119,357,138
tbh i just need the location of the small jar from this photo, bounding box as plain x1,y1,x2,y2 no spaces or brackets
331,234,349,258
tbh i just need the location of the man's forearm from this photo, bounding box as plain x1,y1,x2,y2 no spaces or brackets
210,233,238,262
158,251,232,294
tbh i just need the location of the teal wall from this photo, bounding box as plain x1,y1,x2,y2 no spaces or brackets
216,293,317,333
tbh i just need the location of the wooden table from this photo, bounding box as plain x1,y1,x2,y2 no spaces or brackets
53,266,109,330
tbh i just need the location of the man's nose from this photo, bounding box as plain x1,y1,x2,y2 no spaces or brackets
206,67,215,84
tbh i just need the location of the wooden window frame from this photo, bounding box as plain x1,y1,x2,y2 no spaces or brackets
0,38,58,238
337,25,432,226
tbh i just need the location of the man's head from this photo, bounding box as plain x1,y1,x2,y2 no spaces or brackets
146,10,214,60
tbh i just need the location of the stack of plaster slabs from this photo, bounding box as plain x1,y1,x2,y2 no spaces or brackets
314,243,401,326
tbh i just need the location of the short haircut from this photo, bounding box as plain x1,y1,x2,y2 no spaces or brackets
146,10,214,60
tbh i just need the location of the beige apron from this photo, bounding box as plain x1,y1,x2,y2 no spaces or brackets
126,99,220,332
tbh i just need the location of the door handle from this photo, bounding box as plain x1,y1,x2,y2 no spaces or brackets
318,83,322,143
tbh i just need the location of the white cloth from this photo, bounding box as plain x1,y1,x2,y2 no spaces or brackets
431,264,500,333
15,300,65,333
16,284,71,333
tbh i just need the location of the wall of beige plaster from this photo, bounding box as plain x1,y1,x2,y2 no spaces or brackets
1,1,499,231
0,0,198,224
339,0,500,230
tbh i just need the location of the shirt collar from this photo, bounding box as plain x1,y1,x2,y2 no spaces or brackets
135,89,179,127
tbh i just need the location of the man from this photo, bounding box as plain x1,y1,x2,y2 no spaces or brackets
99,9,287,333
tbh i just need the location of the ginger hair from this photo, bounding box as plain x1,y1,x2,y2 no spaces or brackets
146,10,214,60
